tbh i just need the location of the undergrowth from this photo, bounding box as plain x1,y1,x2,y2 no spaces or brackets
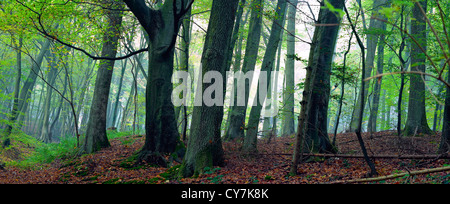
3,130,135,168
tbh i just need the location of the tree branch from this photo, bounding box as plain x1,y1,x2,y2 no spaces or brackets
16,0,149,61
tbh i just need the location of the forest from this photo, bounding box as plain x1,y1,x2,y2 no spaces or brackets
0,0,449,185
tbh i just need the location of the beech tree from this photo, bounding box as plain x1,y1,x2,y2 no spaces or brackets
225,0,264,141
243,0,287,153
291,0,345,174
81,1,124,154
179,0,239,177
403,0,432,136
123,0,193,165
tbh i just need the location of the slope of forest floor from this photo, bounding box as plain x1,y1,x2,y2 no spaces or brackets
0,131,449,184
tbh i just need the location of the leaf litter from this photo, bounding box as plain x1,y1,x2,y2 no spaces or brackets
0,131,449,184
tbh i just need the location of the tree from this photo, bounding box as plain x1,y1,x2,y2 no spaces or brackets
291,0,344,174
4,39,51,144
349,0,389,132
2,36,22,147
368,0,390,133
439,69,450,153
39,48,60,143
81,1,124,154
123,0,193,165
281,0,297,137
404,0,432,136
111,58,127,128
179,0,239,178
225,0,264,141
243,0,287,153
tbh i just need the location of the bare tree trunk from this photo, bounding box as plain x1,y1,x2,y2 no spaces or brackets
124,0,193,166
180,0,239,177
226,0,264,141
290,0,344,175
404,0,432,136
81,2,123,154
15,39,51,131
281,0,297,137
243,0,287,154
40,50,59,143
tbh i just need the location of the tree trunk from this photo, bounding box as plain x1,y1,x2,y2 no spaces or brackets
179,0,239,178
349,0,388,132
290,0,344,175
304,0,343,153
111,58,127,128
81,2,123,154
3,37,23,147
124,0,192,166
14,39,51,131
224,9,250,141
243,0,287,154
176,7,191,140
40,51,59,143
439,67,450,153
281,0,297,137
368,11,388,133
225,0,264,141
404,0,432,136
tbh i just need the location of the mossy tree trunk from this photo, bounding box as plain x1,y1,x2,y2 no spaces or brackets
3,36,23,148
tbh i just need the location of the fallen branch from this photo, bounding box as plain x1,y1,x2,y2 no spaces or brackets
252,153,450,160
330,165,450,184
303,153,450,160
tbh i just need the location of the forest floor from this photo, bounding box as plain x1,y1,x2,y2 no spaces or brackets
0,131,449,184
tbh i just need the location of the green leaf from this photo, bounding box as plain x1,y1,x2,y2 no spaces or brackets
323,0,345,19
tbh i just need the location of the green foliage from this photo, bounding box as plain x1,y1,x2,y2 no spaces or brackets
6,130,134,168
0,131,39,164
160,165,182,180
323,0,345,19
10,136,78,168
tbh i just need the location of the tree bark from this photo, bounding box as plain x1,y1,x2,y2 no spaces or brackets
439,68,450,153
3,37,23,147
290,0,345,175
243,0,287,154
368,4,388,133
349,0,388,132
14,39,51,131
40,50,59,143
81,2,123,154
404,0,432,136
124,0,192,166
179,0,239,178
281,0,297,137
225,0,264,141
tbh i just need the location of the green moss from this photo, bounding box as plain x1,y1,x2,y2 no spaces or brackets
160,165,181,180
